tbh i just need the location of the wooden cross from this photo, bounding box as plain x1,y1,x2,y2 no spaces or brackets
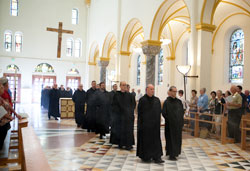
47,22,74,58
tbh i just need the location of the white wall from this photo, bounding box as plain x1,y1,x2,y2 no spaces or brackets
212,15,250,92
0,0,88,103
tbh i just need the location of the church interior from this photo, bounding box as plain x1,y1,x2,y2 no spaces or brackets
1,0,250,170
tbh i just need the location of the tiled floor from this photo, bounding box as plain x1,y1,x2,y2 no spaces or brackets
5,104,250,170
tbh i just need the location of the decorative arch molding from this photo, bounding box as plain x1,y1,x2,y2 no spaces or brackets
204,0,250,25
120,18,144,54
6,64,20,72
35,63,55,73
88,41,99,65
150,0,190,41
101,32,116,59
212,12,250,53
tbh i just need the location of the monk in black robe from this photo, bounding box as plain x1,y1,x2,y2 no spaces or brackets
110,81,135,150
41,86,50,110
94,82,111,139
72,84,86,127
109,84,117,126
162,86,184,161
48,84,60,120
137,84,163,163
85,81,97,132
59,85,67,98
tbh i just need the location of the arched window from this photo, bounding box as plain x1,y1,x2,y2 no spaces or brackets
136,55,141,86
15,32,22,52
229,29,244,84
4,31,12,52
6,64,19,72
10,0,18,16
66,38,73,57
158,49,164,85
68,68,79,75
35,63,54,73
72,8,79,25
75,39,81,57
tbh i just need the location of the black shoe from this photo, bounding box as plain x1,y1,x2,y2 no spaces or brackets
125,146,132,151
169,156,177,161
100,135,103,139
154,158,164,164
77,124,81,128
118,145,123,149
87,129,90,132
55,117,58,120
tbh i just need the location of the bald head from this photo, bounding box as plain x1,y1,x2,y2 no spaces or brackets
230,85,237,94
120,81,127,92
230,85,238,94
146,84,154,97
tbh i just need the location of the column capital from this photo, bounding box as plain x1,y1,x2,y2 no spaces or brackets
142,44,161,56
85,0,91,7
195,23,216,33
99,57,110,61
98,60,109,67
88,61,96,66
141,40,162,47
119,51,131,56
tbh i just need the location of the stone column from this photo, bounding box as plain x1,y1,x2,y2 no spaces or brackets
99,60,109,83
141,41,161,86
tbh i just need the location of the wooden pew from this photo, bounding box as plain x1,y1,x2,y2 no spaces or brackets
184,112,234,144
240,114,250,150
21,127,51,171
0,129,11,166
0,118,28,167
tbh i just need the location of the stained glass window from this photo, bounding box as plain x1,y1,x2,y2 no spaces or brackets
75,39,81,57
66,38,73,57
4,31,12,52
10,0,18,16
15,32,22,52
6,64,19,72
158,49,164,85
72,9,79,25
35,63,54,73
136,55,141,86
229,29,244,84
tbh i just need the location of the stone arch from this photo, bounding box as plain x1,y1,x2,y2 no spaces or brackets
101,32,116,58
120,18,144,53
150,0,190,41
88,41,99,65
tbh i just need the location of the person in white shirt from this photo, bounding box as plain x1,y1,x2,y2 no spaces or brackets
178,90,188,111
136,89,143,102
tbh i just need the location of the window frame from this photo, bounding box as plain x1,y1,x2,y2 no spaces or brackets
72,8,79,25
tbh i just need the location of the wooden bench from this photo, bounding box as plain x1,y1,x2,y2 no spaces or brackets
0,118,28,167
184,112,234,144
0,129,11,165
21,127,51,171
240,114,250,150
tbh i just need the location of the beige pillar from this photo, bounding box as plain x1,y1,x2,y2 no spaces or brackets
196,24,216,93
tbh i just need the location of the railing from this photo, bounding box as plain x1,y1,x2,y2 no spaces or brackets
184,111,234,144
240,114,250,150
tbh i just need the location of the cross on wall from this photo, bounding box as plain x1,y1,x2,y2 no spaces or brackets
46,22,74,58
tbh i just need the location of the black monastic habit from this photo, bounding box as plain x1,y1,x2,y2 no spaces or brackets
85,88,97,131
110,91,135,147
93,90,111,136
72,89,86,126
162,96,184,157
137,95,163,160
48,88,60,118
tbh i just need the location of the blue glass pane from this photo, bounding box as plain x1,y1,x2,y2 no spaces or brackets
229,29,244,83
